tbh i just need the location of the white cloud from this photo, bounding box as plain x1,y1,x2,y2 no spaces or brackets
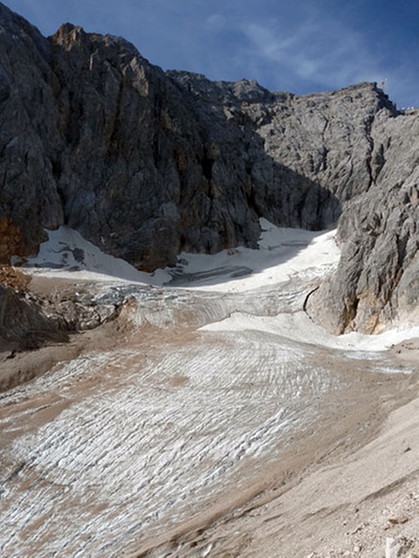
6,0,416,107
205,14,226,32
240,15,384,91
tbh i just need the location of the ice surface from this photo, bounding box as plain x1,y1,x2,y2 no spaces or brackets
0,219,416,556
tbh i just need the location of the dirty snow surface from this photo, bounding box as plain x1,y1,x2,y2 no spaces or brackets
0,220,417,557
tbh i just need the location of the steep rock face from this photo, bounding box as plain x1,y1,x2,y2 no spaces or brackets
167,74,397,231
0,4,64,258
307,109,419,333
0,3,396,266
0,2,418,331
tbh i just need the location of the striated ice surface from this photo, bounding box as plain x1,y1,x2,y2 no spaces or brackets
1,221,415,557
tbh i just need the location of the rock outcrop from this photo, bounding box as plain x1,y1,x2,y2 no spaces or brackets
0,2,418,332
0,283,67,350
0,265,125,351
306,108,419,333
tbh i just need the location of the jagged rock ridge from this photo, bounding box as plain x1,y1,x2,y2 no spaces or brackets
0,2,418,332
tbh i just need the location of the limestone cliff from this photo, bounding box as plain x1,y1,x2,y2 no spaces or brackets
307,109,419,333
0,2,417,332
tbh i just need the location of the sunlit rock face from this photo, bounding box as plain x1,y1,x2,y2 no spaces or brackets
0,1,418,330
306,111,419,333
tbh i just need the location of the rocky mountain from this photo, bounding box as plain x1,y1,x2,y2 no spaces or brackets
0,2,417,333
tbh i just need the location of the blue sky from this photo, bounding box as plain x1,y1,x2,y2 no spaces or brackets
3,0,419,108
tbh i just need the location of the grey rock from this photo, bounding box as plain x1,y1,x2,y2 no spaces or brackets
35,286,123,331
0,2,418,331
0,279,124,353
307,109,419,332
0,285,68,349
385,536,417,558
